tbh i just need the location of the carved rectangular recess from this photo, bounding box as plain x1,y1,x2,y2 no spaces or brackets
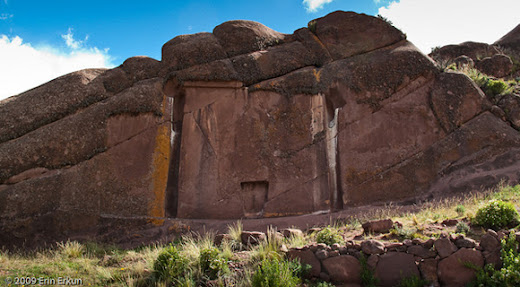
240,181,268,218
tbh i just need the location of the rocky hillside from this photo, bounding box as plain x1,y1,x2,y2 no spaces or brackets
0,11,519,248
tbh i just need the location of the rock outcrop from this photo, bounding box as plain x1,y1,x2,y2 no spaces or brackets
1,11,520,247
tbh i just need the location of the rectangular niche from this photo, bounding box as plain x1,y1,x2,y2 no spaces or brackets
240,181,268,218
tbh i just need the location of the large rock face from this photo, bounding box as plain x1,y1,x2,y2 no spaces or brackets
1,11,520,247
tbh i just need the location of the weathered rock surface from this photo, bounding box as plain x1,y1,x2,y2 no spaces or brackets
476,54,514,78
286,249,321,277
375,252,419,287
322,255,361,284
438,248,484,287
362,219,393,234
495,23,520,54
1,11,520,248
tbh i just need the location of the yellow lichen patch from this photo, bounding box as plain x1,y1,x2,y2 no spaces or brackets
149,98,171,226
313,69,321,82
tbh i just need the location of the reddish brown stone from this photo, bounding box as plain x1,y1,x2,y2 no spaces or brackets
434,237,458,258
286,249,321,277
161,32,227,70
476,54,514,78
362,219,393,234
374,252,420,287
322,255,361,284
312,11,405,60
419,259,439,286
430,41,500,62
438,248,484,287
213,20,286,57
240,231,266,245
361,240,385,255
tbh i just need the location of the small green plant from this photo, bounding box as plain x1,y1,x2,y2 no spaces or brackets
315,226,343,246
455,221,470,234
359,253,379,287
473,200,519,230
251,258,301,287
455,204,466,216
469,232,520,286
390,224,420,240
398,274,429,287
199,246,229,280
308,20,317,34
153,244,189,283
463,68,515,97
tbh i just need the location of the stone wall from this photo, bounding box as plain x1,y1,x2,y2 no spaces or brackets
287,229,520,287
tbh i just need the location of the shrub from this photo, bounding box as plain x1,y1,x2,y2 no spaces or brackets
251,258,301,287
469,232,520,286
199,246,229,280
473,200,519,230
315,227,343,246
485,79,512,97
455,221,470,234
153,244,188,282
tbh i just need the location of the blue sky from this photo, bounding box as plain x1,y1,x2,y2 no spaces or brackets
1,0,519,99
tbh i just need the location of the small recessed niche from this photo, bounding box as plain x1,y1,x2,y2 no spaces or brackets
240,181,268,218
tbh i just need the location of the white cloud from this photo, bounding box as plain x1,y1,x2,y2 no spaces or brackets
61,28,88,50
0,13,13,20
0,31,113,101
303,0,334,12
378,0,520,54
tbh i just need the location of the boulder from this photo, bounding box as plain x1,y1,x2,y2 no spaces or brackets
322,255,362,284
453,55,475,68
430,72,487,133
480,232,501,251
0,69,107,144
281,228,304,238
434,237,458,258
374,252,420,287
430,41,500,62
121,56,163,82
312,11,406,60
419,259,439,287
286,249,321,277
438,248,484,287
476,54,514,78
361,240,385,255
498,94,520,130
407,245,435,259
455,236,477,249
213,20,286,57
240,231,266,245
362,219,393,234
161,32,227,70
483,249,502,269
